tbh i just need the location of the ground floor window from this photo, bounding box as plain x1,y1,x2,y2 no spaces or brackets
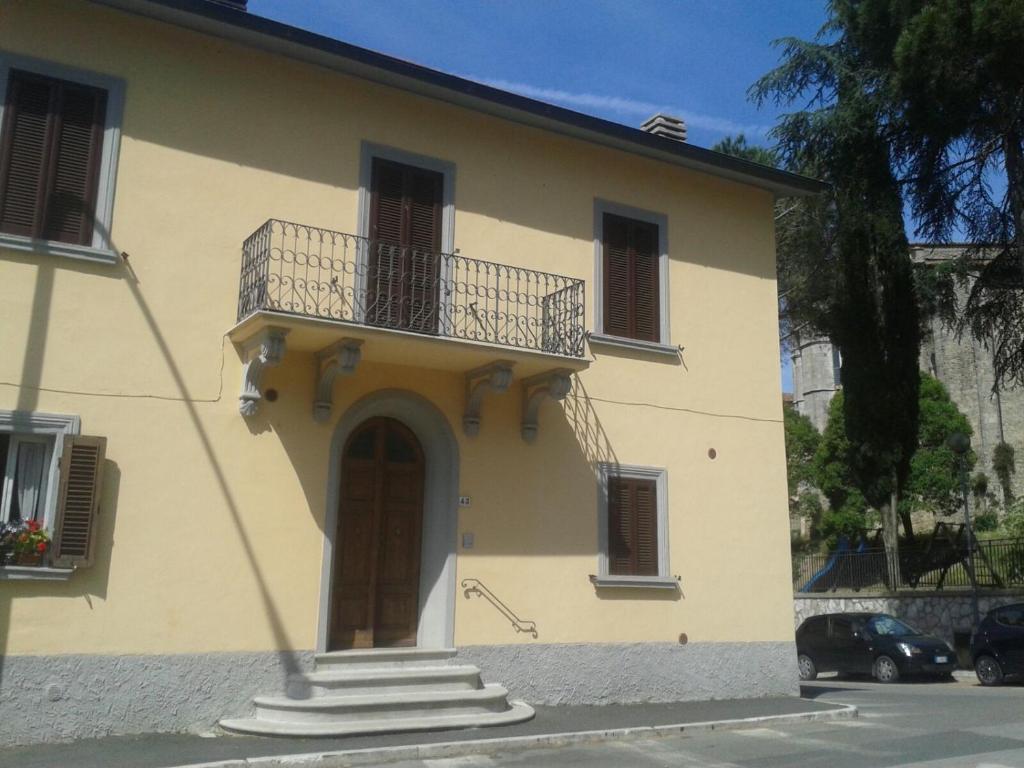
0,411,79,530
0,433,54,523
595,463,674,588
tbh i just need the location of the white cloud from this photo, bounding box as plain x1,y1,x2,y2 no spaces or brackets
460,75,772,138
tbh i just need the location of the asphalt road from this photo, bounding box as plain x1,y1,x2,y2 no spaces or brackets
386,678,1024,768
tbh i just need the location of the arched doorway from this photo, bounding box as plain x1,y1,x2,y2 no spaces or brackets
330,417,425,649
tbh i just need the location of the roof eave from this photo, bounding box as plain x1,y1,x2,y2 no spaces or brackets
89,0,826,198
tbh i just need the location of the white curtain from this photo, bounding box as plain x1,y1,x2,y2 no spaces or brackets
14,441,47,522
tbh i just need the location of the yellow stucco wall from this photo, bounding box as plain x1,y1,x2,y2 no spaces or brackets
0,0,793,656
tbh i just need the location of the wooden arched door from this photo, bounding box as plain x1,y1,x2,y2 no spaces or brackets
330,417,425,649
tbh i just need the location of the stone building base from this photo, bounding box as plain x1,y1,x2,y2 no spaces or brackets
1,641,798,746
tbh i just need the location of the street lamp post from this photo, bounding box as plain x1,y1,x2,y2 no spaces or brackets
947,431,981,628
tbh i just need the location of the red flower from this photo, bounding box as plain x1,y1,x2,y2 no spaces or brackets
26,520,40,532
36,541,47,553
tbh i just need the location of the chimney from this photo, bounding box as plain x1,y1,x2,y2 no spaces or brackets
207,0,248,10
641,113,687,143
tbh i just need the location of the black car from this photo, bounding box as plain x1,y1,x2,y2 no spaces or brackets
797,612,956,683
971,602,1024,685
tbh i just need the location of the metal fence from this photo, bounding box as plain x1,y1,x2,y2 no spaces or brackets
238,219,586,357
794,537,1024,593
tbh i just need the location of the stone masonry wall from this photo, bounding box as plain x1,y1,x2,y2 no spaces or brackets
794,592,1024,645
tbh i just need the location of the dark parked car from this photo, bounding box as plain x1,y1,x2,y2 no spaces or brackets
797,613,956,683
971,603,1024,686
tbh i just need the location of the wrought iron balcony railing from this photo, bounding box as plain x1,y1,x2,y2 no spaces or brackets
238,219,586,358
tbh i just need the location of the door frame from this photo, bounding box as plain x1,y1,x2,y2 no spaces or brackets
356,142,456,330
318,389,459,652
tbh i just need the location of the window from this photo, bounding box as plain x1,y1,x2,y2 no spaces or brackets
595,463,673,588
0,70,106,246
996,607,1024,628
591,200,672,354
0,411,107,573
0,433,54,524
603,213,660,341
0,412,78,530
830,616,855,640
0,54,124,263
801,616,827,641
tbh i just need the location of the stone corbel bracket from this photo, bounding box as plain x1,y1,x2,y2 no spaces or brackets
463,361,515,436
313,339,364,423
521,368,573,442
238,326,289,417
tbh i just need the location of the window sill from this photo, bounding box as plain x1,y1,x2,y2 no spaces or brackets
0,233,119,265
587,333,680,358
0,565,74,581
590,574,679,590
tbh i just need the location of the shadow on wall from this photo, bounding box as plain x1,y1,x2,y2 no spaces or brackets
563,375,620,470
0,217,304,691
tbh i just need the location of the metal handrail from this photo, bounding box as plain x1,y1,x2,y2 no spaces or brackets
461,578,538,638
238,219,586,358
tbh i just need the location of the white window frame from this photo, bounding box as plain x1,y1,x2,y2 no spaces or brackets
0,52,125,265
0,411,80,531
594,462,675,589
590,199,676,356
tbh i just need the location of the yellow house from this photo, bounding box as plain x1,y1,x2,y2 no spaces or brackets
0,0,823,745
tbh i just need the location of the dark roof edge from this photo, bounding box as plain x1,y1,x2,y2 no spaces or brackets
91,0,825,197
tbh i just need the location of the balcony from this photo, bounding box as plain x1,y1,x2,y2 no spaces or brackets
229,219,589,431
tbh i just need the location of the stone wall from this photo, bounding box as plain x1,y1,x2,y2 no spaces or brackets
788,245,1024,502
794,592,1024,645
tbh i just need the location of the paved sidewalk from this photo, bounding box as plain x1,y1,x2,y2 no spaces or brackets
2,697,854,768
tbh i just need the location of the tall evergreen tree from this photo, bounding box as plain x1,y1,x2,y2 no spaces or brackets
753,0,921,549
853,0,1024,388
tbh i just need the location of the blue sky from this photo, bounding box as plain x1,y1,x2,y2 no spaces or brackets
249,0,829,389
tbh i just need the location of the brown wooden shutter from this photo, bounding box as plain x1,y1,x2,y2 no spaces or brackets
406,168,441,331
631,221,661,342
0,73,54,237
633,479,659,576
369,159,406,327
607,477,634,575
51,435,106,568
42,82,107,245
602,214,661,342
607,476,659,576
368,158,442,332
0,70,106,246
603,214,632,338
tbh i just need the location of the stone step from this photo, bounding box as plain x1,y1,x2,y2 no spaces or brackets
251,684,511,725
285,664,483,698
314,647,458,671
220,700,535,738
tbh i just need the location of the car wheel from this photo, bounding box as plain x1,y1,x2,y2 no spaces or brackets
975,655,1004,686
797,654,817,681
873,655,900,683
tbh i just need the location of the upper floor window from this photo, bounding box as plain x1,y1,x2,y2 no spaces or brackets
602,212,661,342
0,70,107,246
591,201,672,354
0,55,124,263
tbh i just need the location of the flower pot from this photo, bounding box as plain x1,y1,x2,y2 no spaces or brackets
14,551,43,566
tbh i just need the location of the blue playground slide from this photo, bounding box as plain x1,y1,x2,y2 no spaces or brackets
799,535,852,593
